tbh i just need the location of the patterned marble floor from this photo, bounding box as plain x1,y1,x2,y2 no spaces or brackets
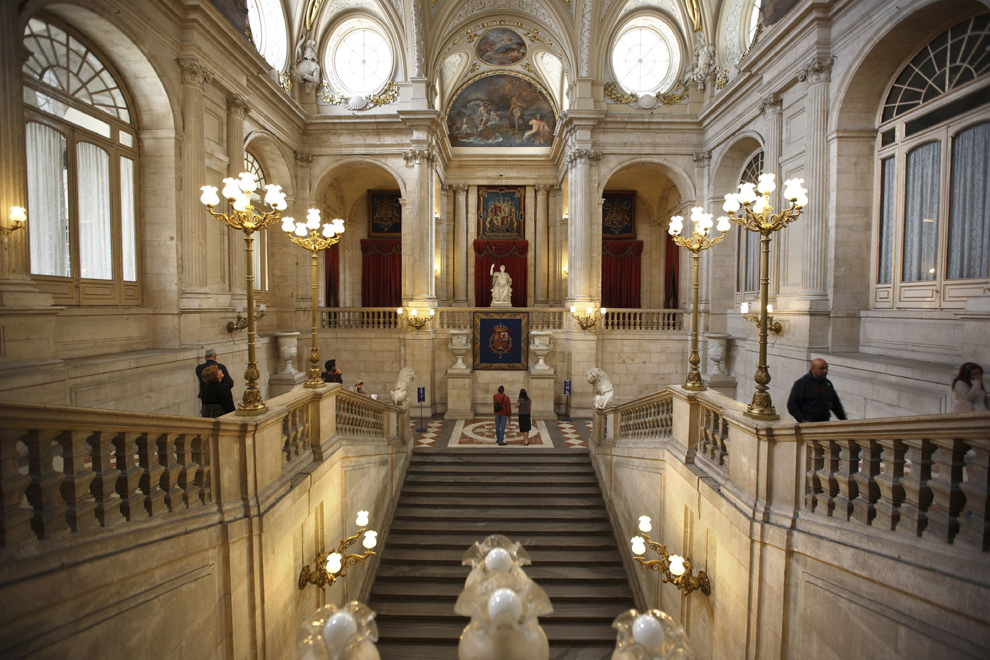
413,417,592,449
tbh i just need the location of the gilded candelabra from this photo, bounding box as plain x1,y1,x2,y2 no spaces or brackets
201,173,287,415
630,516,710,597
299,511,378,590
396,307,435,329
569,306,606,330
722,174,807,420
282,209,346,388
741,301,782,335
1,206,26,237
668,207,731,391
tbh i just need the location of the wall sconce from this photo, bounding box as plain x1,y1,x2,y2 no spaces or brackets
562,266,568,276
299,510,378,590
740,301,782,335
397,307,435,330
227,303,267,333
434,262,440,275
1,206,27,236
630,516,710,597
570,305,606,330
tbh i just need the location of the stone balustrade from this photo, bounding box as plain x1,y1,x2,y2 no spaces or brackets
322,307,401,329
602,309,684,331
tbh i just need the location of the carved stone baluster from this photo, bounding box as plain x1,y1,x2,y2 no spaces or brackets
114,432,148,520
833,437,860,521
814,440,840,516
874,438,905,531
88,431,122,526
0,429,33,546
175,434,201,508
958,444,989,551
805,439,823,512
193,435,212,504
24,430,67,539
137,434,166,516
899,438,934,537
924,438,968,544
57,430,97,532
157,433,184,512
852,439,881,526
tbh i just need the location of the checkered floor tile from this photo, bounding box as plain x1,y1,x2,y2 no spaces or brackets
414,419,445,447
557,421,587,449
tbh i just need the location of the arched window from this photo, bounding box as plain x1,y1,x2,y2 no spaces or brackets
324,18,394,97
872,14,990,309
736,151,763,294
747,0,763,49
246,0,288,73
608,14,682,96
244,151,269,293
22,17,139,305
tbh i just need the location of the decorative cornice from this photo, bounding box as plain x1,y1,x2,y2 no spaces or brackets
798,57,834,85
178,58,213,86
403,148,434,167
227,94,251,118
565,148,602,166
759,93,782,117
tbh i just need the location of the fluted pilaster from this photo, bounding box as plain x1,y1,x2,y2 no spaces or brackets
454,184,468,305
798,58,832,296
535,184,550,306
760,93,783,294
401,148,436,303
565,148,601,305
178,59,213,290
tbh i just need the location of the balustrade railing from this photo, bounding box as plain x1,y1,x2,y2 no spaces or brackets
614,392,674,441
321,307,400,330
697,402,730,475
800,418,989,550
603,309,684,331
335,391,387,439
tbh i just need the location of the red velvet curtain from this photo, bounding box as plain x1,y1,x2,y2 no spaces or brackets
360,239,401,308
601,240,643,308
324,242,340,307
664,235,680,308
473,240,528,307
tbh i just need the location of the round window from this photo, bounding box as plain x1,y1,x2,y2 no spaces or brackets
609,16,682,96
332,27,393,95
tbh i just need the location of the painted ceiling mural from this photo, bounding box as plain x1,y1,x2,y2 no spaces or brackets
446,73,556,147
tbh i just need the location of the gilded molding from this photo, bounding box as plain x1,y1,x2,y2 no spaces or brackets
604,81,638,104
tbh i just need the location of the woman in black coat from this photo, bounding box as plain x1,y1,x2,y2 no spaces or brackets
200,364,235,417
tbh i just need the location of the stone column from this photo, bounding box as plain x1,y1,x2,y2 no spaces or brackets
178,58,213,291
760,93,783,295
535,184,550,306
226,94,252,293
454,184,468,306
0,1,28,280
439,184,453,305
549,185,562,305
401,148,436,305
798,58,832,298
565,148,601,306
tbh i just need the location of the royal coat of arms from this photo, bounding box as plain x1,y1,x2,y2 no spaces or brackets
473,312,528,370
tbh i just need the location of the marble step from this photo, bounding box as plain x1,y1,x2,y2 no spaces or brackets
391,507,609,521
369,598,633,618
374,562,629,581
374,617,617,642
402,472,600,484
373,641,614,660
370,579,634,600
380,547,622,563
386,519,616,534
397,494,606,507
406,462,596,474
383,532,622,549
400,483,603,496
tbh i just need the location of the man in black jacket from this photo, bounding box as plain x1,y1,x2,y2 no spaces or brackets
196,348,234,401
787,358,846,423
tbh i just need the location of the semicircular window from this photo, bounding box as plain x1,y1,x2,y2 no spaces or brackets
246,0,288,72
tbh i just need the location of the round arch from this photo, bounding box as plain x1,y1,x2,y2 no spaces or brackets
711,133,763,200
598,156,696,203
244,130,296,200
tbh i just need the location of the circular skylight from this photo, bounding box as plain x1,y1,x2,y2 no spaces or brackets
610,17,682,96
331,25,393,95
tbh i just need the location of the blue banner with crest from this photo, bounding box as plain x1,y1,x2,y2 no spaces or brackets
473,311,529,370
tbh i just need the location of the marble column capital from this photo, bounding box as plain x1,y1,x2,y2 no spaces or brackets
403,148,434,167
760,93,783,117
294,151,313,164
535,184,551,194
693,150,712,166
565,148,602,166
226,94,251,118
178,58,213,86
454,183,469,196
798,57,834,85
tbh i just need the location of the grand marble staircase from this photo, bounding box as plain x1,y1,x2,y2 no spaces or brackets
369,447,636,660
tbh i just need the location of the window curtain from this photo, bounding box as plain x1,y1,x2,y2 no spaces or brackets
877,156,896,284
325,242,340,307
76,142,113,280
902,141,941,282
664,235,679,308
120,157,136,281
360,239,401,307
947,121,990,280
26,122,70,277
473,240,528,308
601,240,643,308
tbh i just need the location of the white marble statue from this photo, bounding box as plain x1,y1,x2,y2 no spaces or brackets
297,601,380,660
586,368,614,411
389,367,415,409
490,264,513,306
684,38,716,91
292,36,322,88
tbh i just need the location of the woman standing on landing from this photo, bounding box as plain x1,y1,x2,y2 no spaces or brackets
516,389,532,445
951,362,989,412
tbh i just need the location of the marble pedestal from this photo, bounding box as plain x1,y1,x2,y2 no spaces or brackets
706,374,737,400
445,368,475,419
529,371,557,420
490,300,512,308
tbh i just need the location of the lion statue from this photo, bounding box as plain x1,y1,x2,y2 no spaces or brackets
586,368,614,411
390,367,416,409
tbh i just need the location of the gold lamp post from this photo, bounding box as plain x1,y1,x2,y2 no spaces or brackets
722,174,807,419
668,207,731,391
281,209,346,388
200,173,287,415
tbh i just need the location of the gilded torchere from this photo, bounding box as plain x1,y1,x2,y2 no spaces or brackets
281,209,346,388
200,172,287,415
722,174,807,419
667,207,731,391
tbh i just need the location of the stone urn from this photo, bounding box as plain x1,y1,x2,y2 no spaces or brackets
530,331,553,371
449,329,471,370
274,331,302,376
706,332,730,376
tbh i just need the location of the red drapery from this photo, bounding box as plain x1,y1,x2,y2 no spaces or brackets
360,239,401,308
324,242,340,307
601,240,643,308
664,235,679,308
473,240,528,308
